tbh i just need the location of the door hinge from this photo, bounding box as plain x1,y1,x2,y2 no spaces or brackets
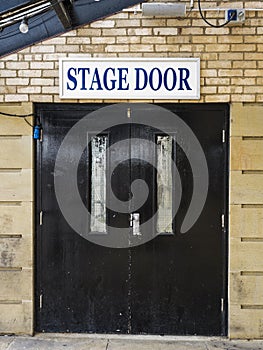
221,298,224,312
39,211,43,226
221,214,225,228
222,129,226,143
39,294,43,309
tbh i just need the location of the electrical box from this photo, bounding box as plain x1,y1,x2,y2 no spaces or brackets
225,9,245,24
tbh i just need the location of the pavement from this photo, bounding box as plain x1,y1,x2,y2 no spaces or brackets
1,334,263,350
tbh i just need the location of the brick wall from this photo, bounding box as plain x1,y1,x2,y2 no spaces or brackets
1,6,263,103
0,2,263,338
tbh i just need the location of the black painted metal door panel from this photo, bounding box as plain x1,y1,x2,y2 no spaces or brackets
35,103,228,335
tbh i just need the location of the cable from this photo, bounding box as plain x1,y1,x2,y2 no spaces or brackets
0,111,43,139
24,117,34,128
0,111,35,128
197,0,234,28
0,111,34,118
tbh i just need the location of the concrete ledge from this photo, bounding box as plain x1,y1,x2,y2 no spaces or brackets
1,335,263,350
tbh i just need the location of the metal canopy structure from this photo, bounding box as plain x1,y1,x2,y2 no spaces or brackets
0,0,144,58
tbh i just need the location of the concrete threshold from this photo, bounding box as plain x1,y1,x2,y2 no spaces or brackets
36,333,223,341
1,333,263,350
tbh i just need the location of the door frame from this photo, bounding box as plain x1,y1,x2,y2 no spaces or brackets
34,102,229,336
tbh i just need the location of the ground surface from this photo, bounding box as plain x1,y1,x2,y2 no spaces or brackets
0,334,263,350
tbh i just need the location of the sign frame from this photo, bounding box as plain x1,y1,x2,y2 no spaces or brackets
59,57,200,100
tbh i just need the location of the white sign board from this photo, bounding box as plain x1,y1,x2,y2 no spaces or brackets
59,58,200,100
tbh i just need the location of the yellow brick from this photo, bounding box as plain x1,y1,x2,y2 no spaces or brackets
244,86,263,94
77,28,102,36
244,69,263,77
6,62,29,70
244,52,263,60
155,45,179,52
180,44,204,52
153,28,178,35
141,19,166,27
130,44,154,52
6,78,29,86
218,86,243,94
31,45,55,53
30,95,53,103
80,43,103,52
205,94,230,102
244,35,263,43
218,36,243,43
117,19,140,27
30,62,54,69
205,78,230,85
231,78,256,85
5,95,28,102
205,44,230,52
200,53,218,60
102,29,126,36
219,52,244,60
192,36,217,44
205,27,229,35
231,94,256,102
142,37,166,44
167,36,191,44
45,37,66,45
166,19,191,27
0,71,17,78
105,45,129,52
201,69,217,77
30,78,54,86
256,95,263,102
1,54,18,61
67,37,91,44
208,61,231,69
92,37,115,44
128,28,152,36
218,69,243,77
56,45,79,52
201,86,217,94
231,27,256,35
110,13,128,20
231,44,257,52
0,86,17,94
181,28,203,35
18,70,41,78
17,87,41,94
233,61,257,69
90,20,115,28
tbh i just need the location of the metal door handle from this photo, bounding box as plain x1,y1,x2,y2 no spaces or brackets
130,213,141,236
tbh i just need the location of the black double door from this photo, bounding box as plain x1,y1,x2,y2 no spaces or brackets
36,103,228,335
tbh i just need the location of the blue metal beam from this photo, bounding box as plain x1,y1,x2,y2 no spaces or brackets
0,0,144,57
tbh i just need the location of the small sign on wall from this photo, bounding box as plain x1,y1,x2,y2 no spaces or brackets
59,58,200,100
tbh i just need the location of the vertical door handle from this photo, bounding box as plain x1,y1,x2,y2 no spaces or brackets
130,214,133,227
130,213,141,236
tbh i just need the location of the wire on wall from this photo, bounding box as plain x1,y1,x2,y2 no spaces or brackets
197,0,234,27
0,111,38,129
0,111,42,140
